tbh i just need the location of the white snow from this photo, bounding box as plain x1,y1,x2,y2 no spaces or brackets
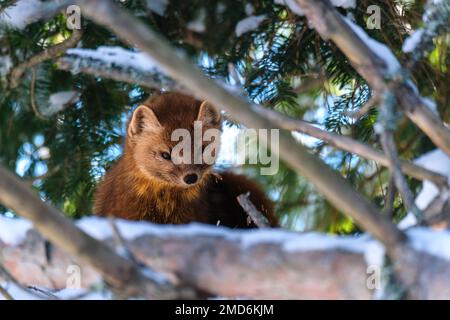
48,91,80,115
398,212,417,229
414,149,450,210
235,15,266,37
344,17,401,75
274,0,356,16
0,55,12,76
186,9,206,33
0,283,39,300
66,46,163,73
408,227,450,261
0,0,43,30
398,149,450,228
0,215,32,245
421,96,438,115
274,0,304,16
403,29,424,53
145,0,169,16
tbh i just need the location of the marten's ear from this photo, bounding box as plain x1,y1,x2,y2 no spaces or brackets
128,105,161,137
197,101,221,127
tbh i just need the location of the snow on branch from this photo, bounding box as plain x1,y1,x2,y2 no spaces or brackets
57,46,184,92
274,0,356,16
403,0,450,66
2,216,450,299
0,0,71,30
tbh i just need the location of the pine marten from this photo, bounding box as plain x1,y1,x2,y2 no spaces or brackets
94,92,278,228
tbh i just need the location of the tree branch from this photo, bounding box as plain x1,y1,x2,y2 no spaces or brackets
237,193,270,228
56,51,186,93
0,219,372,299
254,104,448,187
2,217,450,299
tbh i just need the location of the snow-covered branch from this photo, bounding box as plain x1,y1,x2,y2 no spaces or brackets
2,216,450,299
57,46,185,93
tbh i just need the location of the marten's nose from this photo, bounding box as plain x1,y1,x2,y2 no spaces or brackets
183,173,198,185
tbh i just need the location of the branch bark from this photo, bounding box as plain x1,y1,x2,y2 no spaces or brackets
237,193,270,228
55,51,446,186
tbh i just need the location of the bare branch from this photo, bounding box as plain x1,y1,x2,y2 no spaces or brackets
384,177,396,218
256,105,447,187
344,95,379,119
380,130,422,221
237,193,270,228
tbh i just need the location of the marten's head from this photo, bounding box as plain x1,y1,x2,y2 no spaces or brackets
126,93,222,188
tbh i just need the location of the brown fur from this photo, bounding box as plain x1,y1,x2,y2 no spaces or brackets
94,92,278,228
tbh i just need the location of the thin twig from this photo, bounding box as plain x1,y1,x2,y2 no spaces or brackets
26,165,62,186
108,217,139,265
344,95,379,119
237,193,270,228
380,129,422,221
0,285,14,300
384,176,397,218
30,67,46,120
27,286,59,300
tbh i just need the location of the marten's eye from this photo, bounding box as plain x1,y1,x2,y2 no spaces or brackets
161,151,171,161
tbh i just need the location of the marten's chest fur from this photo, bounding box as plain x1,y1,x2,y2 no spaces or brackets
94,157,276,228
